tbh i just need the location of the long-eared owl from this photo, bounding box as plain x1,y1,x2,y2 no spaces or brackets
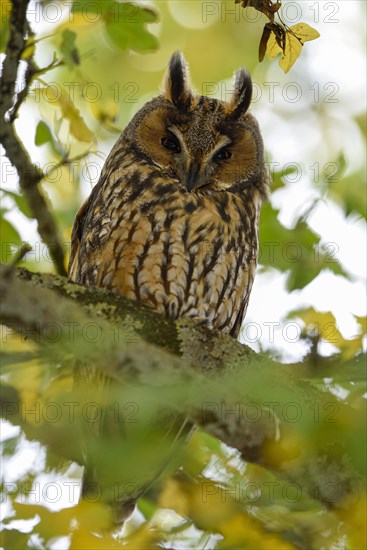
69,52,269,338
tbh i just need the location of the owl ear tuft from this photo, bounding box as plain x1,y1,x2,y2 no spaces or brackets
228,68,252,119
164,51,192,110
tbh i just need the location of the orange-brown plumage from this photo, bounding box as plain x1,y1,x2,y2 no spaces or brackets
69,52,269,338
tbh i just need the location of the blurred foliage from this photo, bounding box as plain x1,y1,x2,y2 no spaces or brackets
1,0,366,548
1,335,366,548
70,0,159,52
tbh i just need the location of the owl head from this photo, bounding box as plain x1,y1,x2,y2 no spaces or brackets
124,52,268,199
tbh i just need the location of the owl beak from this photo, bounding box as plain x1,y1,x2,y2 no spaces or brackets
185,159,201,191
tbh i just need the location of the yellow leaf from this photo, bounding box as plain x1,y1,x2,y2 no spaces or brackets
0,0,11,30
70,532,120,549
290,23,320,44
0,326,37,353
262,432,302,469
123,523,160,549
297,309,344,346
265,31,283,60
59,94,94,143
190,482,236,530
90,99,120,131
7,362,44,424
279,32,302,73
340,335,364,360
159,478,188,516
221,512,296,549
299,309,346,349
337,492,367,550
290,308,363,358
43,84,94,143
159,479,236,532
355,315,367,335
72,500,113,532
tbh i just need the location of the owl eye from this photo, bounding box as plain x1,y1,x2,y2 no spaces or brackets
214,148,232,162
161,135,181,153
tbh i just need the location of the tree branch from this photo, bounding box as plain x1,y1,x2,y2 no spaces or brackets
0,265,364,509
0,0,67,276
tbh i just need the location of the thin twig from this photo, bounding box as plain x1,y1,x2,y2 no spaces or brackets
0,0,67,276
8,56,38,123
45,150,93,180
2,243,32,277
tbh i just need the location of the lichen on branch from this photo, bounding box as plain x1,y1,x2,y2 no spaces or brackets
0,265,363,509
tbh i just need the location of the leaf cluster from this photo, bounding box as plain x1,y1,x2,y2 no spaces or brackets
236,0,320,71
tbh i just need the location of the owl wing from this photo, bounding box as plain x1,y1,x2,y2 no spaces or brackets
68,196,90,281
229,261,256,339
230,295,249,339
68,180,111,282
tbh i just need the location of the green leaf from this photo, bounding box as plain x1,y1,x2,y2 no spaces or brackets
71,0,158,52
35,120,54,146
259,203,348,290
327,168,366,219
1,188,33,219
71,0,114,15
35,120,65,157
138,497,158,521
309,153,365,219
0,216,22,263
271,165,298,191
323,153,347,186
60,29,80,67
104,3,158,52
